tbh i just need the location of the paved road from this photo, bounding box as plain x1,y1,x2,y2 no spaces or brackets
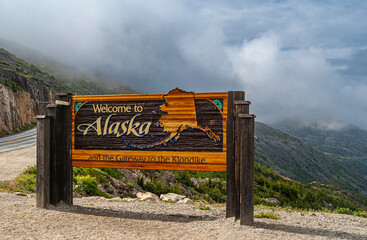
0,128,37,153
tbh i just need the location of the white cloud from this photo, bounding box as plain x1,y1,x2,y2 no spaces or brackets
228,32,367,128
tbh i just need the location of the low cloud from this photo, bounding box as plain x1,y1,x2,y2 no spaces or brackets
228,33,367,128
0,1,366,129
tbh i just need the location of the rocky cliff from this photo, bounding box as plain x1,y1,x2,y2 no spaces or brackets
0,85,36,135
0,48,61,136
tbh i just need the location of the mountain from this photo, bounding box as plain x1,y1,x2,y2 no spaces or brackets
254,122,367,197
0,47,134,136
0,39,135,95
1,44,366,207
272,118,367,158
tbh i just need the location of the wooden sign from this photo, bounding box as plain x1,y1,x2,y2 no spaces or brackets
71,88,228,171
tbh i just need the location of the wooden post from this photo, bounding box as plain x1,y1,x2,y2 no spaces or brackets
226,91,244,218
46,104,58,206
36,115,51,208
55,93,73,205
239,113,255,226
46,93,73,206
234,100,250,220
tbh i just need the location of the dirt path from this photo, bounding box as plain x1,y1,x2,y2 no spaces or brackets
0,192,366,240
0,145,36,181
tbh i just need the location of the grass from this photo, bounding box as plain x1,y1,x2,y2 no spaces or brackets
0,122,37,137
0,60,10,66
254,211,280,219
198,206,211,210
0,166,37,194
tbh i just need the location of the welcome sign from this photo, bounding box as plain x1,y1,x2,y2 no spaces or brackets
71,88,228,171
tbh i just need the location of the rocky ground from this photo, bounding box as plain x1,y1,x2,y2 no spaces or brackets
0,146,366,239
0,192,366,240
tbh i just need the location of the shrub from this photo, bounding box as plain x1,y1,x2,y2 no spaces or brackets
100,168,120,179
23,165,37,175
335,208,354,215
74,175,98,195
73,167,109,183
16,174,36,193
196,179,227,203
138,176,183,196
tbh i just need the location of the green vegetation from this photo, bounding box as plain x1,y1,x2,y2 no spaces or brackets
254,211,280,219
334,208,367,217
0,166,131,199
73,167,111,184
0,166,37,193
137,176,183,196
0,47,134,96
0,165,366,219
0,122,37,137
254,163,366,211
100,168,120,180
0,60,10,66
198,206,211,210
274,119,367,158
255,122,367,196
74,175,111,198
0,72,21,92
173,170,227,203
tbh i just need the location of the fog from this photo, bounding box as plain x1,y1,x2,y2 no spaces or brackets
1,0,367,129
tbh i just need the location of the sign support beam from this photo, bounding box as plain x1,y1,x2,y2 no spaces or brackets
226,91,244,218
36,115,51,208
239,113,255,226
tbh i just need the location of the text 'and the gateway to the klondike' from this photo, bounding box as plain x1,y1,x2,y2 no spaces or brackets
88,154,206,164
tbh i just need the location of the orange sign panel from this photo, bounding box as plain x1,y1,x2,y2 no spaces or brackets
71,88,228,171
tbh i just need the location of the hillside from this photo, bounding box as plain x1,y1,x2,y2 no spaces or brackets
0,48,60,135
255,122,367,197
0,47,134,135
0,39,135,95
273,119,367,158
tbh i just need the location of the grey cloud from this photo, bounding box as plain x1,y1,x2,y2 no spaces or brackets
0,0,367,129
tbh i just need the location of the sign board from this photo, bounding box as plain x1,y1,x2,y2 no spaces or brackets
71,88,228,171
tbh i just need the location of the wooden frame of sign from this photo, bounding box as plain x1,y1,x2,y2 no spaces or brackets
36,88,255,226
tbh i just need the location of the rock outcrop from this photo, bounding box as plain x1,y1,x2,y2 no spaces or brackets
0,48,61,136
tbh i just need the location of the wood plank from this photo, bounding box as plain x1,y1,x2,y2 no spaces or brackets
226,91,244,218
234,96,247,220
46,104,58,206
72,160,226,172
72,150,226,171
36,115,51,208
56,93,73,205
239,114,255,226
72,92,229,102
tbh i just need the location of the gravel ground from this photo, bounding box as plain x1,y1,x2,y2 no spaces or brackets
0,145,36,181
0,192,366,240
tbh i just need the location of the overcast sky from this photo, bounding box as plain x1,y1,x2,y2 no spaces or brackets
0,0,367,129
